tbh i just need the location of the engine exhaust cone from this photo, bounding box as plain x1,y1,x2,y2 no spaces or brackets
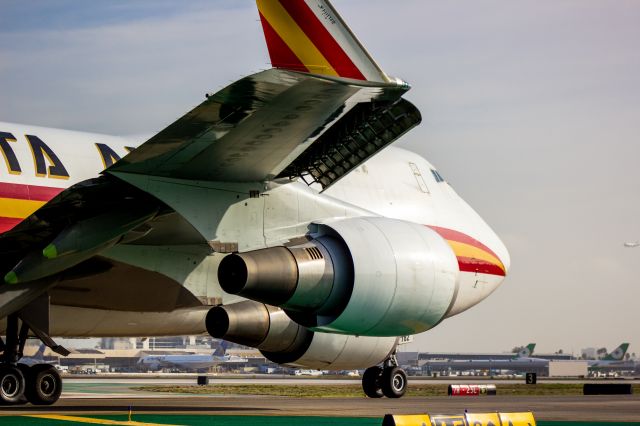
217,248,298,305
217,254,248,294
205,306,230,338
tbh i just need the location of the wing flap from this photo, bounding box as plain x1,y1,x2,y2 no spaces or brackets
277,97,421,189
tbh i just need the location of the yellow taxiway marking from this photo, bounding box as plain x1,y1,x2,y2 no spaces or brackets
25,414,182,426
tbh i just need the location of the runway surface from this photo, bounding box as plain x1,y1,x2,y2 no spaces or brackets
0,378,639,422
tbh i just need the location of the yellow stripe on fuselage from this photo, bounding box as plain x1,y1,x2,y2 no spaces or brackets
0,197,45,218
257,0,339,77
448,240,505,272
25,414,182,426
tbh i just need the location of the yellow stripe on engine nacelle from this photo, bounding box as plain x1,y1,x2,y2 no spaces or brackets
0,197,45,219
257,0,339,77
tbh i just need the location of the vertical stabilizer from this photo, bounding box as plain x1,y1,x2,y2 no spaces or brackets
213,340,229,357
603,343,629,361
256,0,390,83
516,343,536,358
35,343,46,360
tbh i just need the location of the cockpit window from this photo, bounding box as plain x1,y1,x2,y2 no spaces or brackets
431,169,445,183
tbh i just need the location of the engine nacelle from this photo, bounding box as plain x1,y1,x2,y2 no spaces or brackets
218,217,459,336
206,301,397,370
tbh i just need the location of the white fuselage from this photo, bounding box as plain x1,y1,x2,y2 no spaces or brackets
0,121,509,337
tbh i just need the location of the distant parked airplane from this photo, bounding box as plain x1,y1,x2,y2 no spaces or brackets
589,343,630,368
623,242,639,248
138,341,246,371
422,343,541,373
20,344,47,367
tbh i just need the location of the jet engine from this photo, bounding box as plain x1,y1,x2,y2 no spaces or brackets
218,217,459,336
206,301,397,370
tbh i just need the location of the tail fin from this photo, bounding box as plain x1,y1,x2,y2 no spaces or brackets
603,343,629,361
516,343,536,358
256,0,389,83
213,340,229,357
35,343,46,359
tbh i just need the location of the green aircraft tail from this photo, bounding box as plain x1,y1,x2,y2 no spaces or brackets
516,343,536,358
603,343,629,361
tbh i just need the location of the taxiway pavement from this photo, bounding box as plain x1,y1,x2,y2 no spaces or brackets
0,377,638,422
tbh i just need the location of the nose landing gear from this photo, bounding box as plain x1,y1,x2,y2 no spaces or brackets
362,354,408,398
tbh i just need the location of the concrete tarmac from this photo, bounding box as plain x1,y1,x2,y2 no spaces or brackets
1,378,639,422
1,395,640,422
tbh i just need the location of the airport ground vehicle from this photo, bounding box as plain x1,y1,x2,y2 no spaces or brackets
0,0,508,404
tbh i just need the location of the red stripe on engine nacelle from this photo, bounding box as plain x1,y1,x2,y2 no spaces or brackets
278,0,366,80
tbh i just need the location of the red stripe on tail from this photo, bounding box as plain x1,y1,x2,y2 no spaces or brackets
259,12,308,73
279,0,366,80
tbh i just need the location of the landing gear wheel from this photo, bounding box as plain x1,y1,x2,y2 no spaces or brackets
25,364,62,405
381,366,407,398
362,366,384,398
0,365,26,404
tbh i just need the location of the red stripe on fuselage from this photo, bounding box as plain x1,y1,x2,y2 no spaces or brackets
0,182,63,202
428,225,501,261
259,11,309,73
278,0,366,80
457,256,506,277
0,182,64,234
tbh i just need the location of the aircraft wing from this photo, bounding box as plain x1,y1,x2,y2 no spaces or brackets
109,0,422,189
109,68,420,189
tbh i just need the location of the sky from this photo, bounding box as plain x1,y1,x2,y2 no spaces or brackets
1,1,639,356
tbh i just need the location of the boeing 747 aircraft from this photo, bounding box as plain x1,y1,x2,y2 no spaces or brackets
0,0,509,405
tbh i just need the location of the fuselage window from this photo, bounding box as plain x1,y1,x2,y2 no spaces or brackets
431,169,445,183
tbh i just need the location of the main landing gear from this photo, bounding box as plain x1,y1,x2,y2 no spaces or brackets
0,310,67,405
362,354,407,398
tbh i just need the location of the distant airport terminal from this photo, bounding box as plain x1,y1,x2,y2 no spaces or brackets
23,337,638,379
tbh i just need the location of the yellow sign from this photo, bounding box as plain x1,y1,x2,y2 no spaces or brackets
465,412,501,426
382,414,431,426
498,411,537,426
430,415,466,426
381,411,536,426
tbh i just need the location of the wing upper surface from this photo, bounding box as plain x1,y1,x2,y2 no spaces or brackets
108,69,417,187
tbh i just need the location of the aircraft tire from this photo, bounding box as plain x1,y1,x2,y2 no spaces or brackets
24,364,62,405
362,366,384,398
0,364,26,405
380,366,407,398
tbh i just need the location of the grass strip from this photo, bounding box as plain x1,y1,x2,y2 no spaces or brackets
132,383,640,398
